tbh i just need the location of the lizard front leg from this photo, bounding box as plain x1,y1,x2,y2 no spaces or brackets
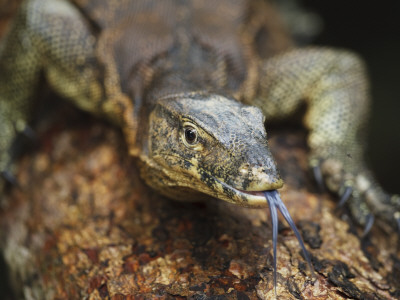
0,0,106,196
252,47,400,231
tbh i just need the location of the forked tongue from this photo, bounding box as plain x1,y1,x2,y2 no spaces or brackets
264,190,315,296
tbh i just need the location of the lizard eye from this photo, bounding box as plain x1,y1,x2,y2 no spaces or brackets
184,126,198,145
181,121,203,150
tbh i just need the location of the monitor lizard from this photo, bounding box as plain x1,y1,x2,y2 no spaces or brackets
0,0,399,294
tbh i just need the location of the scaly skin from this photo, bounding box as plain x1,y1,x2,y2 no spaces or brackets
1,0,399,236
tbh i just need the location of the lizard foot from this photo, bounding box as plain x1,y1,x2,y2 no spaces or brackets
334,186,375,236
341,189,375,236
311,157,400,234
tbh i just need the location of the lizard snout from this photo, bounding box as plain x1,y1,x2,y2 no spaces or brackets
236,164,283,191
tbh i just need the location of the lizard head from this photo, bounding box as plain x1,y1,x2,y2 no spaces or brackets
139,93,283,207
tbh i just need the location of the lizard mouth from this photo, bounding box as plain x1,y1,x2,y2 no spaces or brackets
233,187,274,206
210,175,282,207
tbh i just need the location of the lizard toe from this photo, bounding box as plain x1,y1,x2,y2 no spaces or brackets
313,156,400,233
330,181,376,236
362,213,375,237
312,165,325,191
346,192,375,233
338,186,352,207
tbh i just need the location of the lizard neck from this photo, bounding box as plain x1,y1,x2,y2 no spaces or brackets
141,35,248,104
146,69,228,102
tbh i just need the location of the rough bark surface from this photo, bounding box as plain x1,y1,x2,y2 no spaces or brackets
0,103,399,300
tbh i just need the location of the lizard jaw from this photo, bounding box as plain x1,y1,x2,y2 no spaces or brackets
211,175,283,207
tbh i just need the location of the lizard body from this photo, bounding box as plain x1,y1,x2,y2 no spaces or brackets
0,0,399,293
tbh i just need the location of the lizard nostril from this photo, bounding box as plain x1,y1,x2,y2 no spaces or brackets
239,164,250,175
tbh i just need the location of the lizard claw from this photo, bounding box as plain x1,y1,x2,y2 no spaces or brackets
311,157,400,233
362,213,374,237
312,165,324,191
338,186,353,207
